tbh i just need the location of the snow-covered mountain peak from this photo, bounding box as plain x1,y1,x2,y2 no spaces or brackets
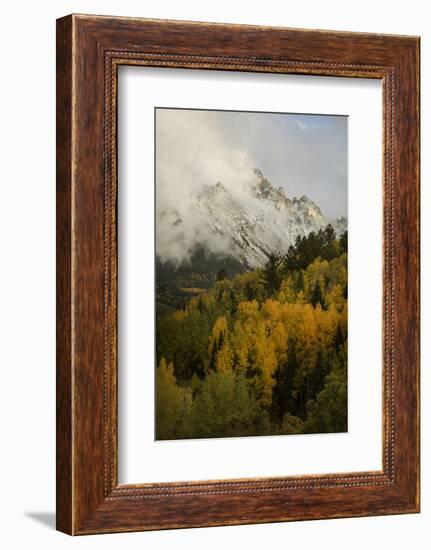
249,168,288,204
157,169,347,268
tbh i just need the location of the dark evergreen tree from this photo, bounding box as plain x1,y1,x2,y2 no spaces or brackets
261,253,283,295
343,282,348,299
323,273,331,293
310,281,324,308
324,224,336,244
229,289,238,316
271,346,297,421
245,281,255,301
197,295,205,314
309,349,328,398
208,329,225,372
298,238,314,269
339,230,348,254
334,323,345,350
283,244,298,272
321,241,338,261
294,270,304,293
216,268,227,281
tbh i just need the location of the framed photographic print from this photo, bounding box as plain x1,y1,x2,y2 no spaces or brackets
56,14,420,534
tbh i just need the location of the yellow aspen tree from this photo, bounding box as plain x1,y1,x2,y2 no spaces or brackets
216,340,234,373
208,316,229,372
156,358,192,440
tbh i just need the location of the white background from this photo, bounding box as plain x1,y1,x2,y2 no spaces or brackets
118,68,382,483
0,1,428,548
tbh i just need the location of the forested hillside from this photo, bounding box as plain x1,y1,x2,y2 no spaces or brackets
156,225,348,440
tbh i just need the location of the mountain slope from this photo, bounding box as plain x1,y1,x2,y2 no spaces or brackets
157,168,346,269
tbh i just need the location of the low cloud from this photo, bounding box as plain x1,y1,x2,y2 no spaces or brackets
156,109,256,263
155,108,347,264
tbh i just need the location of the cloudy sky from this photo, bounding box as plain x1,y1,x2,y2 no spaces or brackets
155,108,347,220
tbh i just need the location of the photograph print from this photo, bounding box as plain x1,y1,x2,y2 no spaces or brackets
155,107,348,441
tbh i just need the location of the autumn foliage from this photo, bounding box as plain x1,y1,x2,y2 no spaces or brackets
156,227,348,439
